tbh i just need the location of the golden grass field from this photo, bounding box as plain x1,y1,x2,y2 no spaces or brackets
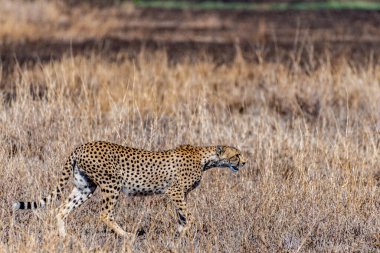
1,50,379,252
1,1,380,252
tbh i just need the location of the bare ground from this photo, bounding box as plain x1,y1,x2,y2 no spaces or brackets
1,3,380,68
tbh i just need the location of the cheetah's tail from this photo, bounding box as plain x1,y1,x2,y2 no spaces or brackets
13,154,76,210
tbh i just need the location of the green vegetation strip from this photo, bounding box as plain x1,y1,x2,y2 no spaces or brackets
133,1,380,10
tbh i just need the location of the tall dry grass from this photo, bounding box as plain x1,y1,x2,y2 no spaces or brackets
0,50,379,252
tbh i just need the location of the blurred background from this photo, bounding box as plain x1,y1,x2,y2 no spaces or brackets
1,0,380,71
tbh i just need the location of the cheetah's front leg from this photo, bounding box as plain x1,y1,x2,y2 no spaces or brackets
165,187,193,237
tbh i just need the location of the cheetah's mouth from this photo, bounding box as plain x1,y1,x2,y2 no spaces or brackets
228,165,239,173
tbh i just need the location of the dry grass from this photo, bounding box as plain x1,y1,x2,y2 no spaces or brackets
0,48,379,252
0,0,130,43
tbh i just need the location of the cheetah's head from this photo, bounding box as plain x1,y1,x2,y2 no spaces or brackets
204,146,247,173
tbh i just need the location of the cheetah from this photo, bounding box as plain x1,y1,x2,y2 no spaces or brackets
13,141,247,237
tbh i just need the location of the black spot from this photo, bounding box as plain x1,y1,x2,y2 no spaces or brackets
19,202,25,209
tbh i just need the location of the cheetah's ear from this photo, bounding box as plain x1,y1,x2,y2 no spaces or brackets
216,145,224,156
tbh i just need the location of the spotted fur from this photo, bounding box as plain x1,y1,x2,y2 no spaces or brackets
13,141,247,237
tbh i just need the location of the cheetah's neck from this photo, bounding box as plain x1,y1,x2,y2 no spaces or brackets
200,146,218,171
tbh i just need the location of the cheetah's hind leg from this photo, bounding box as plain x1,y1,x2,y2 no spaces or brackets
56,164,97,237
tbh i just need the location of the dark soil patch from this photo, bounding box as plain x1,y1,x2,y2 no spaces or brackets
1,8,380,76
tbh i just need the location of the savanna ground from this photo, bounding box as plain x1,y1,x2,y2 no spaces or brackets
0,1,379,252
